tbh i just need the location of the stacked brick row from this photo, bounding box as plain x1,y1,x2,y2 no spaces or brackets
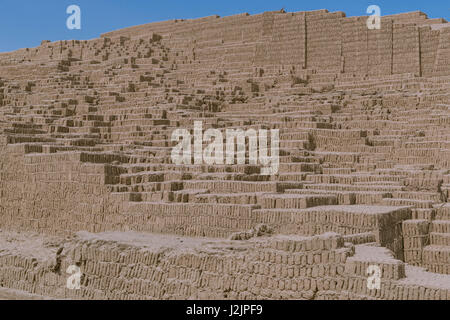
402,220,430,266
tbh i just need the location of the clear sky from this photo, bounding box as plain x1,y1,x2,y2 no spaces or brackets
0,0,448,52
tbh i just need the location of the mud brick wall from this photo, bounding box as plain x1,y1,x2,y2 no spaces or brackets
341,17,369,75
423,246,450,275
255,12,306,66
0,8,449,299
0,10,446,81
339,246,449,300
403,220,430,266
1,147,327,239
0,148,116,235
403,170,446,191
366,19,395,76
0,144,28,232
252,206,411,259
98,10,449,77
393,24,421,76
433,27,450,76
1,232,449,300
419,27,440,77
0,233,353,300
181,180,302,193
122,202,258,238
305,11,343,72
373,207,411,260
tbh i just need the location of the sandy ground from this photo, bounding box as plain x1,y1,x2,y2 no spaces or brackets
0,287,54,300
0,229,64,261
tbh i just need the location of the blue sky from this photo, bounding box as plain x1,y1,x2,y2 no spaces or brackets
0,0,448,52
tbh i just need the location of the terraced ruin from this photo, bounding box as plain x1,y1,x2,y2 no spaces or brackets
0,9,449,300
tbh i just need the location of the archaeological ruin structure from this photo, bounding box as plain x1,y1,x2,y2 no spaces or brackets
0,9,449,300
